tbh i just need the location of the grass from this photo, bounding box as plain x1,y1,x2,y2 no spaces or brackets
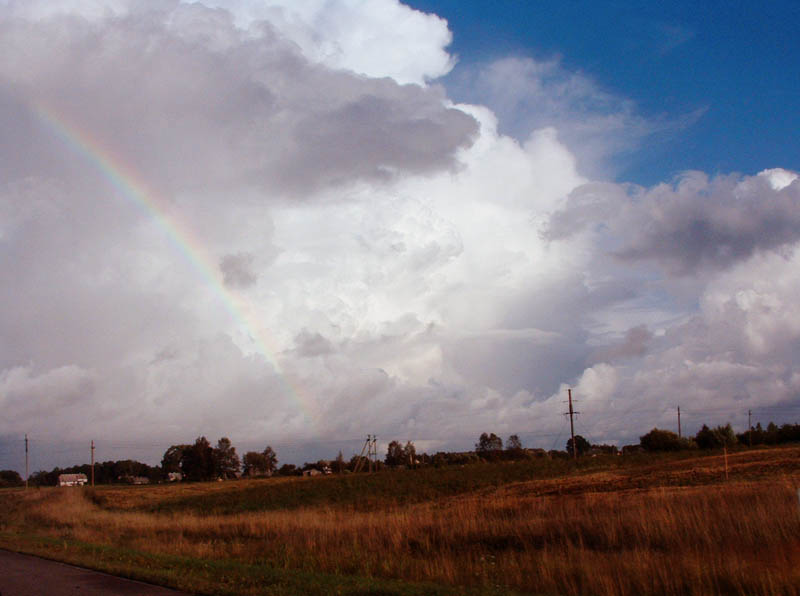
1,446,799,595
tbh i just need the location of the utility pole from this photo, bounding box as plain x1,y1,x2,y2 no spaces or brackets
353,435,370,474
371,435,377,472
678,406,682,438
25,434,28,490
91,440,95,487
566,389,578,460
748,409,752,447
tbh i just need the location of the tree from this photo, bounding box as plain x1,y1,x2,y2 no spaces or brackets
242,451,267,477
475,432,503,453
695,424,737,449
566,435,591,457
161,444,188,474
262,445,278,474
640,428,692,452
214,437,240,479
506,434,523,451
0,470,23,487
277,463,297,476
180,436,215,481
385,440,405,466
403,441,417,467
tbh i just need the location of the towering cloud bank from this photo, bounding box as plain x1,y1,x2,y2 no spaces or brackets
0,1,797,459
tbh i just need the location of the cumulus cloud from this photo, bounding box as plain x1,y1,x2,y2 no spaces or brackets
447,56,703,178
547,169,800,275
0,0,797,469
0,3,476,198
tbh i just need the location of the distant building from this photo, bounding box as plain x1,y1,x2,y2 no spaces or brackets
58,473,88,487
167,472,182,482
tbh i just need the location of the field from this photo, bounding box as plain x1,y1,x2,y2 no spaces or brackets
1,446,799,595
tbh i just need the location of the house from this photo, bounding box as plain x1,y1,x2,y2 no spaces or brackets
58,473,88,487
167,472,183,482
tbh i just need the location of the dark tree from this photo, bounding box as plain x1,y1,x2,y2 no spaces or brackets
640,428,693,452
403,441,417,467
277,463,297,476
475,432,503,453
161,444,188,473
0,470,23,487
214,437,240,479
506,434,523,451
385,440,405,466
242,451,268,476
180,436,216,481
695,424,737,449
262,446,278,474
566,435,591,457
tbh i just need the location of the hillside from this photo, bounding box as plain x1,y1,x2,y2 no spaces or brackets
1,446,799,595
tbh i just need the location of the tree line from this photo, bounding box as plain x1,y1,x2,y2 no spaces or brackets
5,420,799,486
635,421,800,453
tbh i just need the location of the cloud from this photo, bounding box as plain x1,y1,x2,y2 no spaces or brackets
547,169,800,275
446,56,703,178
192,0,456,85
592,325,653,363
220,253,257,288
0,0,798,467
0,3,476,198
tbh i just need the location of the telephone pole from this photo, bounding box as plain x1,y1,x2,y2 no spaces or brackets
90,440,95,487
566,389,578,460
25,434,28,490
678,406,682,438
353,435,370,474
748,409,752,447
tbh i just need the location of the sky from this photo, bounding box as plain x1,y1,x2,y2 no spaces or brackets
1,0,799,473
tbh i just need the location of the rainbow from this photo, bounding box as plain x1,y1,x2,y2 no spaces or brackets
33,100,315,427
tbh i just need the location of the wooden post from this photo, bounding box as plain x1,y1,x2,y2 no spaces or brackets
91,440,95,487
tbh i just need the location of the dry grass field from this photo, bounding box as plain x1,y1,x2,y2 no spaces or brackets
1,446,799,595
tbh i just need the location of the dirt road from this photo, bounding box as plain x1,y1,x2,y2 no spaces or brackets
0,549,190,595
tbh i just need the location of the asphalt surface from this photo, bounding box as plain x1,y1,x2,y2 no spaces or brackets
0,549,191,595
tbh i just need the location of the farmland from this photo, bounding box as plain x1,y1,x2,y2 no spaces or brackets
1,446,799,595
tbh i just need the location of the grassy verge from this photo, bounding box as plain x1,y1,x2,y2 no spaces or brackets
0,532,513,596
1,446,799,595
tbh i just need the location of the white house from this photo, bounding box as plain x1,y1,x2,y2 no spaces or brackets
58,473,88,487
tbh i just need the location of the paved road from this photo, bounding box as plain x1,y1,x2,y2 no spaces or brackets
0,549,191,595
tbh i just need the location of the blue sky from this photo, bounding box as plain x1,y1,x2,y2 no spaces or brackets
410,0,799,184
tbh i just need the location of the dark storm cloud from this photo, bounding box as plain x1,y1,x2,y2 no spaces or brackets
0,3,477,199
547,172,800,275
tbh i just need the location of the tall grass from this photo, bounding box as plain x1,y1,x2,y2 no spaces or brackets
6,478,800,595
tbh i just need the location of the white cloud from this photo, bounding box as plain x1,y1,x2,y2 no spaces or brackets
190,0,455,84
0,0,797,467
446,56,703,179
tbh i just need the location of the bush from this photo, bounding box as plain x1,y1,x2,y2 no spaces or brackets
695,424,737,449
640,428,694,452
